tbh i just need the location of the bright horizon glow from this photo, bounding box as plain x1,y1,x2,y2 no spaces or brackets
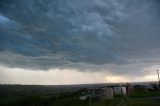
0,65,158,85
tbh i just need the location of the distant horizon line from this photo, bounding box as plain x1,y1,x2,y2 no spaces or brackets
0,80,158,86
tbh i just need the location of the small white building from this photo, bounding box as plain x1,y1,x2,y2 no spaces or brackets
79,87,114,100
113,87,126,95
94,87,114,100
79,95,89,100
121,87,126,95
79,86,127,101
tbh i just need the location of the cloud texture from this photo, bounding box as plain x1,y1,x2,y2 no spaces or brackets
0,0,160,76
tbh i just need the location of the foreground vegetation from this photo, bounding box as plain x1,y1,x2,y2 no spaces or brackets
0,85,160,106
1,96,159,106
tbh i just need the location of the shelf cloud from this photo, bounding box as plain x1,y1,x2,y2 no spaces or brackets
0,0,160,78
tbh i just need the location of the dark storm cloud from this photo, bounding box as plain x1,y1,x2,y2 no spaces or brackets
0,0,160,73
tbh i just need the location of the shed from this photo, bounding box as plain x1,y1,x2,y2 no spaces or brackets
95,87,113,100
113,87,123,95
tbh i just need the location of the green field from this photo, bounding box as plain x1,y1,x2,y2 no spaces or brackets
0,85,160,106
1,96,159,106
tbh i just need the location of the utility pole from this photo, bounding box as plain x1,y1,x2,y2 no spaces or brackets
157,70,160,85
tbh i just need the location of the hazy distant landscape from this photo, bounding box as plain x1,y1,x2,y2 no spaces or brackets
0,82,160,106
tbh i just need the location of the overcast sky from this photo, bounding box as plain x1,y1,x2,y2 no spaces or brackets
0,0,160,85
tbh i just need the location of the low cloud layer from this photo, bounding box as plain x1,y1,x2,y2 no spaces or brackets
0,65,158,85
0,0,160,78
